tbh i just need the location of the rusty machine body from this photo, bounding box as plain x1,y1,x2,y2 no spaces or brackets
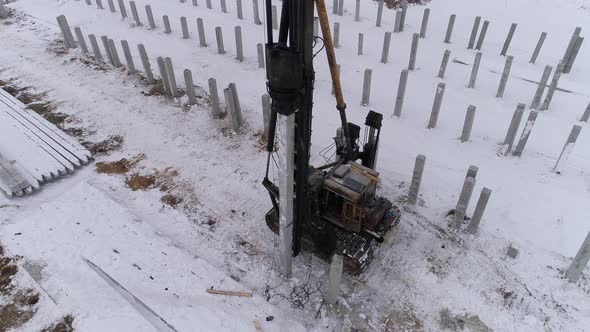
262,0,401,274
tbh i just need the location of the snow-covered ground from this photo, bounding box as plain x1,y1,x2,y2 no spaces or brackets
1,0,589,330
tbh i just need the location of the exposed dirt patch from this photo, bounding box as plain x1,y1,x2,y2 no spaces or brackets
0,243,39,332
383,307,424,332
438,308,492,332
47,40,69,56
142,79,167,96
62,127,88,137
43,112,69,126
27,102,56,114
125,173,156,191
17,90,47,105
95,154,145,174
41,315,75,332
161,194,183,207
155,167,179,192
82,135,124,156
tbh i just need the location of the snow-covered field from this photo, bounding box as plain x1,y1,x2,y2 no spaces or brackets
0,0,589,330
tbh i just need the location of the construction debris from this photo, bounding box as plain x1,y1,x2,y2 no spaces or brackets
206,288,253,298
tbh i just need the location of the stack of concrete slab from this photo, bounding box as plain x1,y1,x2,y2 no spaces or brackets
0,88,92,196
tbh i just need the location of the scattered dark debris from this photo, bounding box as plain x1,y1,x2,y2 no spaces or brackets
380,0,430,9
113,249,120,254
207,218,217,226
62,127,88,137
497,287,514,301
507,245,519,259
95,154,145,174
41,315,75,332
82,135,124,156
43,112,69,126
132,263,142,271
266,316,274,322
161,194,182,208
382,307,424,332
125,173,156,191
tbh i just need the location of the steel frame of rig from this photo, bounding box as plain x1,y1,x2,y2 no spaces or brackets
262,0,401,277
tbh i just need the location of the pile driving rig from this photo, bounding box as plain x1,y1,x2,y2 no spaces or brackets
262,0,401,275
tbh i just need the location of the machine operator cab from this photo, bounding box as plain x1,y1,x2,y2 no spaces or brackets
319,161,400,242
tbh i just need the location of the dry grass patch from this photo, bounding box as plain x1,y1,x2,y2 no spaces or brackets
82,135,124,156
95,154,145,175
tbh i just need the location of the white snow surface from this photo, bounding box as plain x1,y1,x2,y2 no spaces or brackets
0,0,589,330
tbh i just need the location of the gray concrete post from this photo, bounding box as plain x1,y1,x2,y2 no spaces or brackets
554,124,582,173
129,1,141,26
229,82,243,125
501,23,517,56
428,83,446,129
334,22,340,48
531,65,553,109
163,15,172,34
235,26,244,62
354,0,360,22
101,35,114,65
236,0,243,19
120,40,135,73
0,3,8,19
502,103,525,155
215,26,225,54
156,56,171,95
393,69,408,118
262,94,271,139
137,43,155,84
564,36,584,74
164,57,179,97
184,69,197,105
444,14,456,43
253,0,262,25
361,69,372,106
565,232,590,283
56,15,76,49
313,17,319,37
197,18,207,47
97,0,104,10
181,16,190,39
108,0,116,12
562,27,581,73
467,187,491,234
221,0,227,13
224,88,241,132
407,154,426,204
468,52,482,89
117,0,127,18
145,5,156,29
438,50,451,79
108,39,122,67
338,0,344,16
512,110,538,157
376,0,383,27
460,105,476,142
326,254,343,305
85,0,92,5
475,20,489,51
467,16,481,49
74,27,89,54
496,55,514,98
466,165,479,180
208,78,222,117
529,32,547,64
193,0,198,6
381,31,391,64
581,103,590,122
419,8,430,39
454,176,476,230
358,33,363,56
257,43,264,68
272,5,278,30
88,34,103,60
408,33,419,70
400,2,407,31
540,62,565,110
394,11,402,33
333,0,338,14
206,0,212,9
